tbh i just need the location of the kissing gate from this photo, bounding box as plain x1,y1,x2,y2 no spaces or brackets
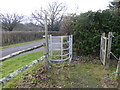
48,35,73,62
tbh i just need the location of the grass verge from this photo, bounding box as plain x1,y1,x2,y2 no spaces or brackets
0,39,42,49
2,58,118,88
1,51,44,79
2,60,44,88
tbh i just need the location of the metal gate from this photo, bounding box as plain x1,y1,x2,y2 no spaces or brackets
48,35,73,62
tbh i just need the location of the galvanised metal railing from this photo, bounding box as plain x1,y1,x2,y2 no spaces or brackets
48,35,73,62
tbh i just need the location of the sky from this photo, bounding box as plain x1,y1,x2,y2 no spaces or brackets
0,0,114,16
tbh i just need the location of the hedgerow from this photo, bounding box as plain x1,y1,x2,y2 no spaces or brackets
72,10,120,57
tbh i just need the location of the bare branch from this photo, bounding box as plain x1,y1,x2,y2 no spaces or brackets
1,13,24,31
32,1,67,31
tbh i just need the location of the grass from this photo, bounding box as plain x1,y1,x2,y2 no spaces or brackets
40,61,117,88
2,58,118,88
2,60,44,88
0,39,42,49
1,51,44,79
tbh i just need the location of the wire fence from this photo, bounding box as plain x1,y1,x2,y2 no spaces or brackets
110,52,119,61
110,33,119,61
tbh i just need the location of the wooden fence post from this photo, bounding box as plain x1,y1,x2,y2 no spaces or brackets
116,57,120,88
44,14,49,67
106,32,112,69
100,33,105,62
100,33,107,65
61,36,63,61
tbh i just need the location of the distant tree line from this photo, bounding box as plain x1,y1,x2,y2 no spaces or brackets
0,13,24,31
0,1,67,31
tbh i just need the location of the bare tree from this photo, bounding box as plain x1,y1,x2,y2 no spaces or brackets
1,13,24,31
32,1,67,31
61,14,75,35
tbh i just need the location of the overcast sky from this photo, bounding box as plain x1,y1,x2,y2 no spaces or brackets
0,0,114,16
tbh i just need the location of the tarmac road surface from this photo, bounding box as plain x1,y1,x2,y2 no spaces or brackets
1,38,61,58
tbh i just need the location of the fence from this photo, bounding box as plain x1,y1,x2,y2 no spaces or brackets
100,32,113,66
100,33,107,65
100,32,120,74
48,35,73,62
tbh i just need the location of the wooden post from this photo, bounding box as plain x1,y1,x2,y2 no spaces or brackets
106,32,112,69
100,33,105,62
61,36,63,61
100,34,102,62
100,33,106,65
116,57,120,88
44,14,49,67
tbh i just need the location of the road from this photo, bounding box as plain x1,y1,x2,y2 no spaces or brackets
2,38,61,57
2,40,45,57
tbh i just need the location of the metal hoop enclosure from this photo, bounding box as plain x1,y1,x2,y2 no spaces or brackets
48,35,73,62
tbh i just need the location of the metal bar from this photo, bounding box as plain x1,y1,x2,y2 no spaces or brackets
50,53,69,56
70,35,73,61
50,35,52,60
52,36,69,38
69,35,71,62
50,41,69,45
49,47,69,51
110,52,119,61
49,57,70,61
48,35,50,56
48,35,72,62
69,35,73,62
